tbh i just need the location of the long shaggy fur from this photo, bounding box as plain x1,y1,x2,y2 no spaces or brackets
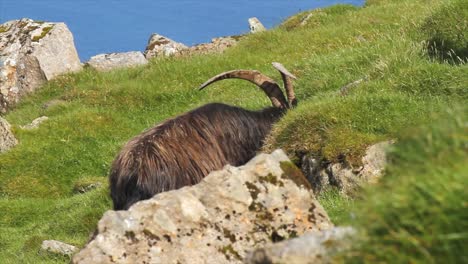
110,103,284,210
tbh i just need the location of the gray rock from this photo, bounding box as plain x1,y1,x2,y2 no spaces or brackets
299,13,314,27
339,77,367,96
41,240,78,256
302,141,393,195
20,116,48,130
248,17,266,33
144,33,188,59
0,18,82,113
86,51,148,72
0,117,17,153
245,227,356,264
186,36,240,55
73,150,332,264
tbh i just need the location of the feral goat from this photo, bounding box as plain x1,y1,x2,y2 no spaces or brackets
110,62,297,210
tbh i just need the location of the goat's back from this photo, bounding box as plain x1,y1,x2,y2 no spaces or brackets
110,103,281,210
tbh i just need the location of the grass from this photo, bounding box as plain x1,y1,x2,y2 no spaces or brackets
420,0,468,63
0,0,466,262
338,107,467,263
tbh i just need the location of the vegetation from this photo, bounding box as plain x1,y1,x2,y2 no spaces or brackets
421,0,468,63
0,0,466,262
340,107,467,263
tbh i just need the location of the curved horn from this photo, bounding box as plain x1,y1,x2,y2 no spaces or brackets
198,70,288,109
272,62,297,107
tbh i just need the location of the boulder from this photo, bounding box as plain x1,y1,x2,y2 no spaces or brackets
86,51,148,72
41,240,78,257
248,17,266,33
302,141,393,195
0,18,82,113
144,34,188,59
0,117,17,153
245,227,356,264
73,150,332,264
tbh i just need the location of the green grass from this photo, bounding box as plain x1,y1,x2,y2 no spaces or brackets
421,0,468,63
337,106,467,263
0,0,466,262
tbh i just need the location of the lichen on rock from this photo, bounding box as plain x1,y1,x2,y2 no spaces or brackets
72,149,332,264
0,18,82,113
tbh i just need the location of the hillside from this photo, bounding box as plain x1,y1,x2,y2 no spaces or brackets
0,0,466,263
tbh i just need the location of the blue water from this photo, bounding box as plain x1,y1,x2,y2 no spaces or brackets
1,0,364,61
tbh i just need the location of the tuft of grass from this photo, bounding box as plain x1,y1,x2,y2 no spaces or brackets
340,106,468,263
420,0,468,63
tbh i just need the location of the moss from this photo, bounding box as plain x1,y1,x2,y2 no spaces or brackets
27,25,40,31
280,161,312,190
18,21,28,28
32,26,53,42
258,174,284,187
245,181,260,200
222,228,236,243
124,231,137,243
0,25,9,33
219,245,241,261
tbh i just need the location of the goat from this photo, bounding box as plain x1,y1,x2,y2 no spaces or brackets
109,62,297,210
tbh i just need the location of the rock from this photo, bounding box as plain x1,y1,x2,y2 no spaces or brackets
0,18,82,113
20,116,48,130
73,182,103,194
186,36,240,55
144,33,188,59
86,51,148,72
339,77,367,96
299,13,314,27
41,240,78,256
73,150,332,264
302,141,393,195
248,17,266,33
0,117,17,153
245,227,356,264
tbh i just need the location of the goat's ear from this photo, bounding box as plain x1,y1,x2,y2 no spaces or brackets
272,62,297,79
272,62,297,108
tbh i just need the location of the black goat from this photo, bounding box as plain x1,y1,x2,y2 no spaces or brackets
109,62,297,210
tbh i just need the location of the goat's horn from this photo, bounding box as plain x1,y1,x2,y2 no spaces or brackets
272,62,297,108
199,70,289,109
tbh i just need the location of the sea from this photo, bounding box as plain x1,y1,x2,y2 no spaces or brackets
1,0,364,61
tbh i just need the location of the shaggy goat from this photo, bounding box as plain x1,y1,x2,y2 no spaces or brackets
110,62,297,210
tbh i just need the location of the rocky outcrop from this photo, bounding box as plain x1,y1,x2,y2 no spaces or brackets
41,240,78,257
185,36,240,55
144,34,188,59
0,18,82,113
144,33,240,59
246,227,356,264
86,52,148,72
0,117,17,153
302,141,393,195
248,17,266,33
73,150,332,264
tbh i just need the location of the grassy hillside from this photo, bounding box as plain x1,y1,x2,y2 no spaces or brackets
0,0,466,262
